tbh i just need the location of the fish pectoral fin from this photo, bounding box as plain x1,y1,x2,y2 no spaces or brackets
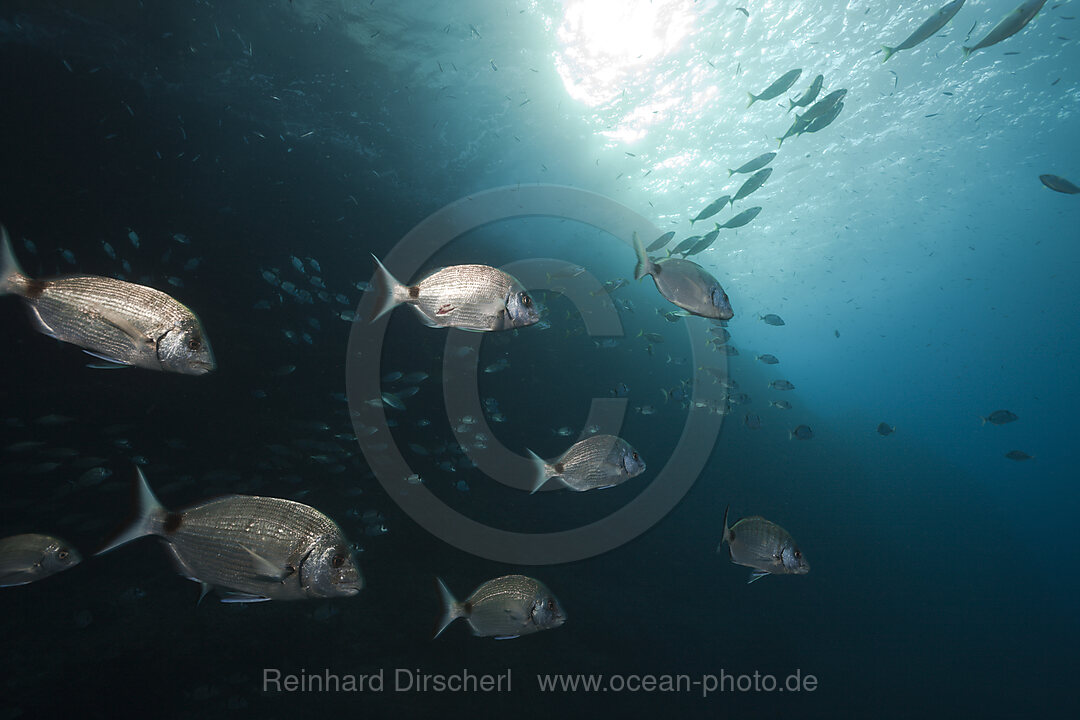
219,592,273,604
408,305,443,328
95,310,155,348
747,571,770,584
493,635,521,640
27,306,59,338
242,545,293,582
82,350,134,368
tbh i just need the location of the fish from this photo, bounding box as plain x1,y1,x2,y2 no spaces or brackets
787,75,824,112
747,69,802,108
0,227,215,374
717,206,762,230
982,409,1018,425
527,434,646,493
369,257,539,331
761,313,785,326
790,424,813,440
728,153,776,177
882,0,966,62
645,231,677,251
718,507,809,583
381,392,406,410
732,168,772,205
803,101,844,134
778,89,847,146
769,400,792,410
1039,174,1080,194
690,197,731,226
756,354,779,364
382,370,404,382
877,422,895,436
670,236,703,255
770,379,796,390
1005,450,1033,461
744,413,762,429
685,228,722,256
96,468,363,603
963,0,1048,58
435,575,566,639
633,234,734,321
0,533,81,587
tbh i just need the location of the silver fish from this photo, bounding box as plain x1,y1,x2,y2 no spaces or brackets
633,233,734,320
728,152,776,177
747,68,802,107
882,0,966,62
718,507,809,583
1039,174,1080,194
0,227,215,374
0,533,81,587
717,206,762,230
96,468,362,603
690,197,731,226
787,75,824,112
527,434,645,493
435,574,566,639
645,231,677,252
877,422,895,436
963,0,1047,58
732,168,773,205
369,256,539,331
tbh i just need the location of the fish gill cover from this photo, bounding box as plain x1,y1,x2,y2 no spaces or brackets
0,0,1077,718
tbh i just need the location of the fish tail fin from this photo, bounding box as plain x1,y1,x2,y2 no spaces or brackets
776,137,784,149
961,46,972,60
786,100,795,113
96,467,166,555
718,505,731,553
881,45,895,63
526,449,553,494
368,255,409,322
746,92,757,108
727,168,735,177
434,577,466,639
632,232,656,281
980,415,988,426
0,226,29,296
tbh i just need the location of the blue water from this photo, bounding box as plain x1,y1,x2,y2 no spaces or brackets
1,1,1077,717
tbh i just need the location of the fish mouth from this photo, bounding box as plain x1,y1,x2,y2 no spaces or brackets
188,360,217,375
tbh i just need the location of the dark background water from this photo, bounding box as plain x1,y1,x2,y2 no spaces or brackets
1,1,1077,718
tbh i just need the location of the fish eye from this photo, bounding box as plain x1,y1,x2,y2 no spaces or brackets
547,598,555,611
632,452,639,460
520,292,532,307
57,549,69,560
187,337,201,351
331,553,346,568
794,550,802,559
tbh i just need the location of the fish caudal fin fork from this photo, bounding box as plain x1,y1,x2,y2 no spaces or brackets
717,505,731,554
434,577,466,639
881,45,896,63
368,255,410,322
96,467,166,555
0,226,28,296
526,449,553,494
632,232,657,281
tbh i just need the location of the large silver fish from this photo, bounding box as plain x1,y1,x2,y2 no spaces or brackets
718,506,810,583
882,0,966,62
435,575,566,639
632,233,734,320
0,533,81,587
0,227,215,374
527,434,645,493
369,256,539,331
747,68,802,108
963,0,1047,58
97,468,362,603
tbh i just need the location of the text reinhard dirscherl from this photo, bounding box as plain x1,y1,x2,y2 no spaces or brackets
262,668,819,697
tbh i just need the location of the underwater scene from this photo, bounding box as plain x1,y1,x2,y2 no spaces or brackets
0,1,1078,718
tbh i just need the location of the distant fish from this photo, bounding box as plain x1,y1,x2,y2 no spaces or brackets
717,206,762,229
0,533,81,587
982,409,1018,425
97,468,362,603
787,75,824,112
690,197,731,226
732,169,773,206
747,69,802,108
369,257,539,331
729,153,776,177
770,379,796,391
1039,174,1080,194
0,227,215,374
670,236,703,255
685,228,722,256
435,575,565,639
761,313,785,326
963,0,1048,58
527,434,645,493
1005,450,1033,461
882,0,966,62
790,424,814,440
778,89,847,146
877,422,895,436
718,507,809,583
645,231,677,252
634,233,734,320
769,400,792,410
756,354,779,364
744,412,762,429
